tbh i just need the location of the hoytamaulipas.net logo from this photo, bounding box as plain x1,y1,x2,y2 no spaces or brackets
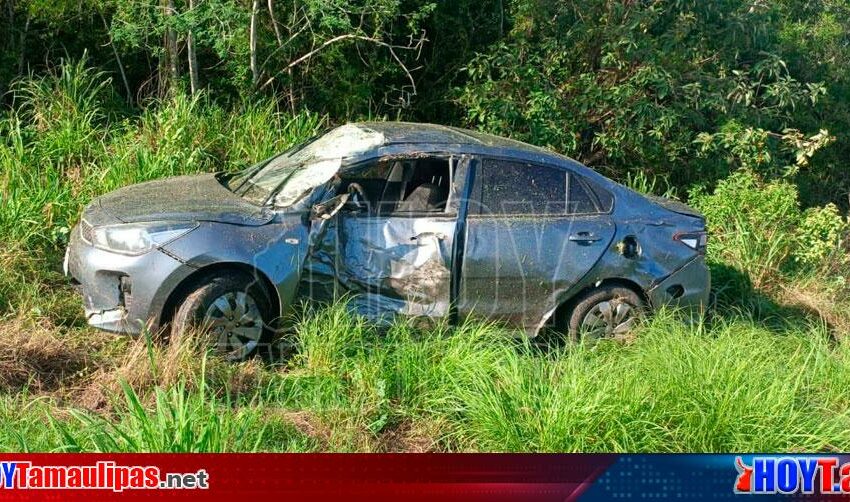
735,456,850,494
0,461,208,492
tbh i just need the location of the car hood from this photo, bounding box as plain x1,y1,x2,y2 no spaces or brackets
93,174,274,226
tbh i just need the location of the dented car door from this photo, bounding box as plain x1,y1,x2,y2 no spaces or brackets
300,155,465,324
334,215,456,321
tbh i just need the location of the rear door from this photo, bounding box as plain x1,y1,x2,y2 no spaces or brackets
458,158,616,333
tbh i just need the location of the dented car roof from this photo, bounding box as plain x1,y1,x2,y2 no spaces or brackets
347,122,571,163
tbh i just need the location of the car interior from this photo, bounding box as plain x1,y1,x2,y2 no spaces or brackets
338,157,451,215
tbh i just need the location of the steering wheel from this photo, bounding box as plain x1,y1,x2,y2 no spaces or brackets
346,182,368,210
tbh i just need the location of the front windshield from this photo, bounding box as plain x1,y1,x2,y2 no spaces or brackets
227,124,385,207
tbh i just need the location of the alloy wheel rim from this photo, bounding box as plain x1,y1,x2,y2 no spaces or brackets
202,291,263,359
579,299,636,341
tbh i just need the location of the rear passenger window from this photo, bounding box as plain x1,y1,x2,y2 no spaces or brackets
473,159,600,215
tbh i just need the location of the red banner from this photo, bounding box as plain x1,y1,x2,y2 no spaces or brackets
0,454,615,501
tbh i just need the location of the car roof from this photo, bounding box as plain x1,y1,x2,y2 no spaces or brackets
340,122,616,189
351,121,564,160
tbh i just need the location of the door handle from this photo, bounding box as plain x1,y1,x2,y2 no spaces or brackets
569,232,602,243
411,232,446,242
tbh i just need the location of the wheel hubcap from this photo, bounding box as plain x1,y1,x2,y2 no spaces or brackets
579,299,637,341
203,291,264,359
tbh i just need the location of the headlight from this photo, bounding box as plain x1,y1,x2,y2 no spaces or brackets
90,222,198,255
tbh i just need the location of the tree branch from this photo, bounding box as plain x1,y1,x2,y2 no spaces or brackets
264,32,425,98
98,9,133,104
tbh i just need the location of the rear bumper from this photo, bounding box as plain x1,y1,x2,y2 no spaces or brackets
647,255,711,312
65,223,194,335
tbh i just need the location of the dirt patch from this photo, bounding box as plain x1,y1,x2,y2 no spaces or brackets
274,410,332,448
377,419,440,453
76,333,192,411
0,318,93,393
271,408,444,452
270,408,406,452
220,360,265,401
780,282,850,337
75,330,267,411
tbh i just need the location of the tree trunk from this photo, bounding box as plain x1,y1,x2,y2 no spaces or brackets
99,10,133,104
187,0,200,94
17,14,29,75
163,0,179,95
285,1,297,111
250,0,260,85
287,67,296,112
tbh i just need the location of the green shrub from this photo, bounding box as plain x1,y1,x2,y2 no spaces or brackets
623,171,678,198
689,168,850,294
794,203,849,270
689,169,801,289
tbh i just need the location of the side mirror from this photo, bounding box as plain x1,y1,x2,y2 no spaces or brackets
311,193,350,220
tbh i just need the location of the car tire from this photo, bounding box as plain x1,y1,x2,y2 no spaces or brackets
567,285,645,341
170,271,274,361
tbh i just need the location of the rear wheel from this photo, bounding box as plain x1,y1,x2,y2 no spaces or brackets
567,285,644,341
170,271,274,361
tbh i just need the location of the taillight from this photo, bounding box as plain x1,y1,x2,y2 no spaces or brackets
673,231,708,254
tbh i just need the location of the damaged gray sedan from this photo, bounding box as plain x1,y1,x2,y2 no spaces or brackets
65,122,710,359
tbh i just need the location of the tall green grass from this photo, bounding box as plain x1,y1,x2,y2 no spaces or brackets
0,300,847,453
0,394,73,452
40,336,318,453
0,301,838,453
253,305,850,452
0,58,324,249
52,380,313,453
439,315,850,451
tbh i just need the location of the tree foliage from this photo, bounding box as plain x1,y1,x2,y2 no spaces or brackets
459,0,849,199
0,0,848,204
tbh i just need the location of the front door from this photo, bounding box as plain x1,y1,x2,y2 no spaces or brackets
301,155,465,324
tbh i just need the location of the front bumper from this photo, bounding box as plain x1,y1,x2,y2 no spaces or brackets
65,223,194,335
647,255,711,312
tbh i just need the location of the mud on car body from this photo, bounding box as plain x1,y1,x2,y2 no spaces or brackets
65,122,710,359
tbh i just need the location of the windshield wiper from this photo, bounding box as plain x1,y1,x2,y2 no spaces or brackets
231,155,277,194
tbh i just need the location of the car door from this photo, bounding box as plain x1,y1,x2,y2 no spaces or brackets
300,155,466,324
457,157,616,333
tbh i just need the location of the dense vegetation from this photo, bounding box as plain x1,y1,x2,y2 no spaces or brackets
0,0,849,451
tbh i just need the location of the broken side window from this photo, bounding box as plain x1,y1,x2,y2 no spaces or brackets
391,157,451,214
337,161,394,214
337,156,453,215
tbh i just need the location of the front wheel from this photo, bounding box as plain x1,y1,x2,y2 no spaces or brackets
170,271,274,361
567,285,645,341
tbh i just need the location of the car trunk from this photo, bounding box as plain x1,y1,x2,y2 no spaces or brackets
645,195,704,219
